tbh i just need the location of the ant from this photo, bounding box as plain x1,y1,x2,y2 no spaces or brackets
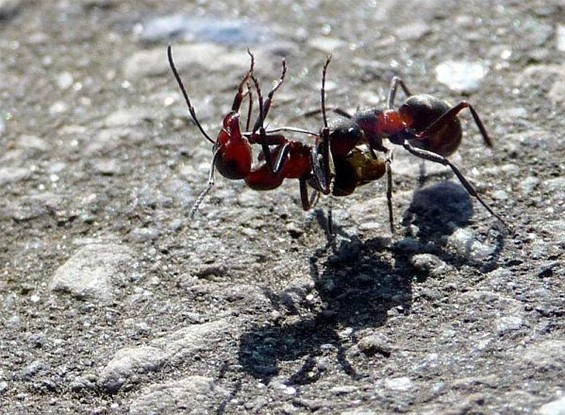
292,57,393,229
311,58,507,232
168,45,297,217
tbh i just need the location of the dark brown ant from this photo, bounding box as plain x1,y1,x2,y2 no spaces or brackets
304,57,392,228
312,60,507,231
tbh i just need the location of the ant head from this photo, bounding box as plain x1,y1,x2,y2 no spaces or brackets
388,129,417,145
326,120,364,158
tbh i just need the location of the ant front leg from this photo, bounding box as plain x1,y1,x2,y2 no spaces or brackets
401,140,508,228
309,137,332,195
387,76,413,109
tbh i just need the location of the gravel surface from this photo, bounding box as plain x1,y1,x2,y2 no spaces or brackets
1,1,564,414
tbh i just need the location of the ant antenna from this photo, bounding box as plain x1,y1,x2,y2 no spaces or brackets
249,60,287,172
250,74,275,170
251,58,287,133
167,45,215,145
319,55,333,193
242,49,256,132
387,77,413,109
244,82,254,132
321,55,332,129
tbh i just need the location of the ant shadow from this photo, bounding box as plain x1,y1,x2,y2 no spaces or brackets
402,180,506,273
237,181,506,384
238,232,409,383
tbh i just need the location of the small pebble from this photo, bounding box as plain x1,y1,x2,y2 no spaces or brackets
557,24,565,52
435,60,488,93
384,377,413,391
357,334,393,357
495,315,524,334
411,253,446,275
137,14,272,45
536,396,565,415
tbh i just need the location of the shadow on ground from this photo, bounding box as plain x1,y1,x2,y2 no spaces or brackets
237,181,506,382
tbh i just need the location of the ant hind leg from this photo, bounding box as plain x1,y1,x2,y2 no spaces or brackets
401,141,508,229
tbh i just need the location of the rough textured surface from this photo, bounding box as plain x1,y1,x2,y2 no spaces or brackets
0,1,563,414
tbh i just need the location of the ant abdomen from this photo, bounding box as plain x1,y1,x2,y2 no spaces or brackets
399,94,462,157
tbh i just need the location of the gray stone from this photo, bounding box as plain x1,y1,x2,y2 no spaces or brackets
129,376,228,415
536,396,565,415
99,320,230,392
49,243,136,303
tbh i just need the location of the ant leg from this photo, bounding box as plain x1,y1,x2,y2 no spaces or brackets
301,106,353,119
271,142,292,175
333,107,353,119
167,45,215,144
260,126,319,137
422,101,493,148
299,178,321,211
401,141,508,228
251,59,287,133
310,143,331,194
385,151,395,233
189,149,221,218
387,76,413,109
327,202,334,237
299,179,311,210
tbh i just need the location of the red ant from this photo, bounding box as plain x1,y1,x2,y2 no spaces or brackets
313,58,507,231
168,45,297,217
